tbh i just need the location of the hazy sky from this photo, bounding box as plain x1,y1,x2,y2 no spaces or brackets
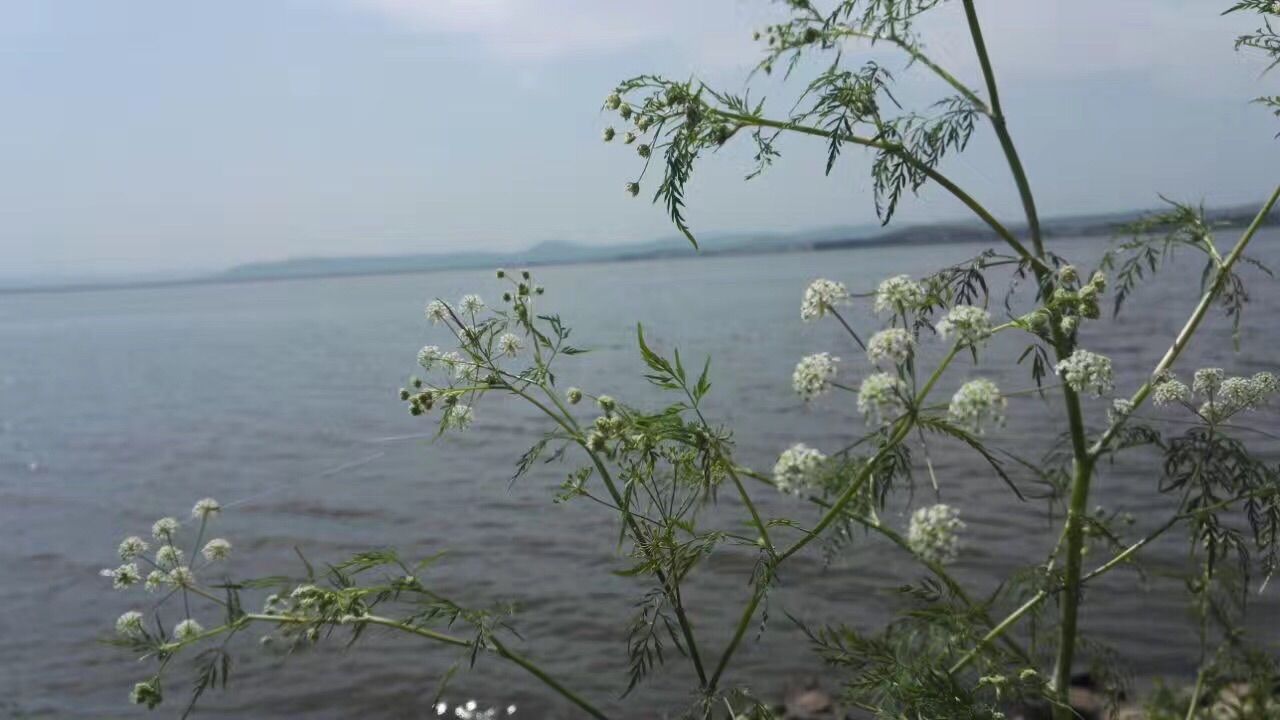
1,0,1277,278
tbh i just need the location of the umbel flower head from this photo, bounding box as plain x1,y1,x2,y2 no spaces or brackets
173,619,204,643
1055,349,1114,396
867,328,914,367
792,352,839,401
873,275,925,315
101,563,142,589
117,536,149,561
417,345,442,370
151,517,179,541
936,305,992,345
948,378,1006,434
857,372,907,426
459,294,485,314
772,443,827,495
800,278,850,322
155,545,184,569
425,299,450,324
907,504,965,565
497,333,523,358
191,498,221,519
1152,374,1191,406
201,538,231,562
115,610,145,639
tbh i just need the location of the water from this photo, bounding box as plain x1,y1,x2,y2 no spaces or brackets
3,236,1279,718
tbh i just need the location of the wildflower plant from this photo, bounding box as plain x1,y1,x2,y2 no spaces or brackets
101,2,1280,719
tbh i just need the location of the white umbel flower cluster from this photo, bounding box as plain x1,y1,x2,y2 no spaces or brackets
772,443,827,495
101,563,142,589
873,275,925,315
907,504,965,565
1055,349,1114,396
497,333,523,358
151,517,179,541
1152,374,1191,406
793,353,839,401
155,545,184,569
1206,371,1277,420
445,404,474,431
173,618,204,642
115,610,144,638
201,538,231,562
936,305,992,345
857,372,907,426
867,328,914,367
459,294,485,314
948,378,1005,434
425,299,450,324
801,279,850,322
1193,368,1225,398
191,498,221,519
117,536,149,561
417,345,442,370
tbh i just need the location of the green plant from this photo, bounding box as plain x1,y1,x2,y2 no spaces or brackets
100,2,1280,718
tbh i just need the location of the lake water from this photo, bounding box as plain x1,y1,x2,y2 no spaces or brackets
3,235,1279,718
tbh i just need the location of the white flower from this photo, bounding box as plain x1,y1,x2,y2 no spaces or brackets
772,443,827,495
793,352,839,401
151,517,180,541
566,387,583,404
497,333,523,358
867,328,914,367
1152,376,1190,406
192,498,221,519
116,610,145,638
908,504,965,565
145,570,168,592
118,536,149,561
948,378,1006,434
1108,398,1134,424
100,563,142,589
459,294,485,314
173,618,204,642
1055,349,1114,396
417,345,442,370
155,545,185,569
446,404,474,431
1211,372,1278,418
425,300,450,324
801,279,850,322
857,372,907,426
201,538,231,562
936,305,992,344
597,395,616,412
168,566,195,587
1192,368,1225,397
873,275,925,315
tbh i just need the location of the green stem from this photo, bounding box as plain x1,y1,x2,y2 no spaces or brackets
1087,184,1280,461
835,28,989,113
708,109,1045,273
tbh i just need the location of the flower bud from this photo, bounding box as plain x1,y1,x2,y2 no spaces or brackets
623,131,636,144
619,104,632,120
625,182,640,197
495,268,506,278
637,144,651,158
1057,264,1078,285
605,93,621,110
597,395,616,412
602,126,615,142
567,387,583,404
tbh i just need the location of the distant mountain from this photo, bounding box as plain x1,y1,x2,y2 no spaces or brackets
4,204,1273,293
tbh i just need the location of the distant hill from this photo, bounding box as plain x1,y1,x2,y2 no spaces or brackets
3,204,1274,293
218,204,1274,283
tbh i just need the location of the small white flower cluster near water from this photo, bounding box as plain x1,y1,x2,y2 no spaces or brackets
1153,368,1277,422
907,504,965,565
793,352,839,401
1055,349,1114,396
873,275,925,315
936,305,992,345
948,378,1006,434
772,443,828,495
102,498,232,657
801,279,850,322
867,328,914,367
857,372,907,426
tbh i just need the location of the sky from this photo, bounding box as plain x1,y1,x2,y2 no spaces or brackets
0,0,1277,280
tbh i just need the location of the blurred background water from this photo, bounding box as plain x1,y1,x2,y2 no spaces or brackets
2,234,1278,718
